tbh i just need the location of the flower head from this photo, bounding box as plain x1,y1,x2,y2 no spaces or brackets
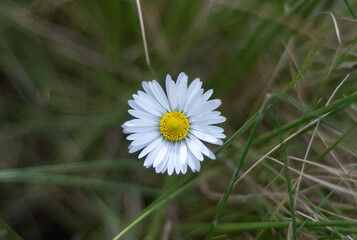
122,72,225,175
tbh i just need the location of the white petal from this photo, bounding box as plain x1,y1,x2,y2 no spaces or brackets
189,111,220,121
191,115,226,125
160,160,168,173
123,119,157,127
190,129,223,145
166,74,178,110
190,125,226,139
129,143,147,153
155,166,162,173
127,132,153,141
151,80,171,111
176,73,188,111
153,141,169,167
191,125,224,134
183,78,202,109
189,134,216,160
167,144,175,175
137,91,166,114
138,137,163,158
155,158,167,173
143,144,162,168
155,145,170,173
181,162,187,174
122,125,156,134
143,81,170,112
183,88,204,114
174,143,181,174
193,158,201,171
128,100,153,114
128,109,159,121
142,81,153,97
177,72,187,84
167,162,174,175
179,141,188,164
133,93,163,116
187,78,202,95
215,133,226,139
185,137,203,161
197,89,213,104
158,158,169,173
211,138,223,145
143,156,154,168
187,99,221,117
207,116,226,124
189,152,201,171
186,152,196,171
131,132,160,146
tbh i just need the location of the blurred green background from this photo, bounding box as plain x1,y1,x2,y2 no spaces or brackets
1,0,357,239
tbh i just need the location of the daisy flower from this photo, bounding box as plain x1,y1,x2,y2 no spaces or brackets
122,72,226,175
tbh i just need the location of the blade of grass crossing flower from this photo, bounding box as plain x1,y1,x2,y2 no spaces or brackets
205,97,269,239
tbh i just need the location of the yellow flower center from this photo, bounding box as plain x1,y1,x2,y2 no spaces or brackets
160,111,189,141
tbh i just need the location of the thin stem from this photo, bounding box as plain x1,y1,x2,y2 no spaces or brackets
135,0,157,78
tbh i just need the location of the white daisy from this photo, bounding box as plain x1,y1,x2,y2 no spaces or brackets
122,72,226,175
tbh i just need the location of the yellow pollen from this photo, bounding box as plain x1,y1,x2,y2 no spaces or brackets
160,111,189,141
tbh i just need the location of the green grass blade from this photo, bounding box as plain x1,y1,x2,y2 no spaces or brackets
205,99,267,239
184,221,357,236
0,172,161,197
253,91,357,146
0,159,140,174
0,217,23,240
274,102,296,240
112,170,216,240
343,0,357,19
